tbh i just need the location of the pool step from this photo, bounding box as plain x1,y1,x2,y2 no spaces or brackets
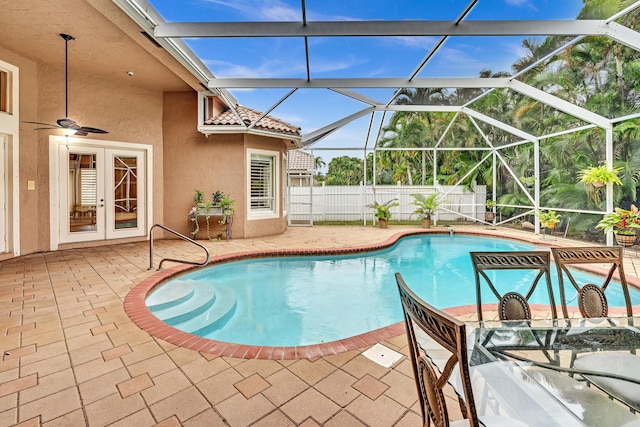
173,287,237,336
146,280,194,312
151,285,217,325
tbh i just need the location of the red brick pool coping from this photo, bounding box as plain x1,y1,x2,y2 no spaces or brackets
125,229,640,360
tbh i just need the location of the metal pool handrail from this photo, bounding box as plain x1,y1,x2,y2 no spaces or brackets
148,224,211,271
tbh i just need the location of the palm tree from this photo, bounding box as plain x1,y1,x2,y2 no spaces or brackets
314,156,326,170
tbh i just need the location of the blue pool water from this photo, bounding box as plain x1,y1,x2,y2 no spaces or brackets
146,234,640,346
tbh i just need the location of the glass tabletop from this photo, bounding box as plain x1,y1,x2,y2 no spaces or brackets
470,317,640,354
464,317,640,427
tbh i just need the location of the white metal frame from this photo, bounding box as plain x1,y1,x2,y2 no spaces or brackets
114,0,640,243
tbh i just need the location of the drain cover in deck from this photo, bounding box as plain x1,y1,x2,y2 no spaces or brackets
362,343,403,368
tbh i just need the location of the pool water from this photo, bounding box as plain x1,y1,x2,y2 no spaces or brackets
146,234,640,346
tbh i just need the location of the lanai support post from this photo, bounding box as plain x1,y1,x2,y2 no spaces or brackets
534,139,540,235
433,149,437,185
363,150,367,226
605,124,614,246
492,150,497,223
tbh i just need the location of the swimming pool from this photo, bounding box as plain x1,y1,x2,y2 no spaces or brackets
145,234,640,347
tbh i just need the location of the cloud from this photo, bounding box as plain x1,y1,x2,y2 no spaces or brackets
275,112,308,125
436,47,485,68
387,36,440,49
204,57,305,78
202,0,362,21
503,0,538,11
202,0,301,21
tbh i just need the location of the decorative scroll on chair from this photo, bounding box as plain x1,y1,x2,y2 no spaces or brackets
550,246,632,318
470,251,558,321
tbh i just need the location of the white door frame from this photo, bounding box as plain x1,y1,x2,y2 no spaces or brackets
0,59,20,256
49,135,153,250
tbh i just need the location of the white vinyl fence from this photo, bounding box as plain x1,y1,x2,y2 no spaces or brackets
288,184,487,224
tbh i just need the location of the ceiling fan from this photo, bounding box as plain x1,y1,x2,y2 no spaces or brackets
23,34,108,136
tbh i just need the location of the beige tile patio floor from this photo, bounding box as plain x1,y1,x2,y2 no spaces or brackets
1,224,639,426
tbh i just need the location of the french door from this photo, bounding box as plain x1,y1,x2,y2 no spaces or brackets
58,144,146,244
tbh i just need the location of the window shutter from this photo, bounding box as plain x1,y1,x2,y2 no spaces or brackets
250,154,274,211
80,168,97,206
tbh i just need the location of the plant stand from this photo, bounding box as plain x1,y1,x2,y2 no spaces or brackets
188,207,233,240
615,233,636,247
541,226,557,241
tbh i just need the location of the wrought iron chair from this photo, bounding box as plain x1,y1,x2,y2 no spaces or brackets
550,246,633,319
550,246,640,412
396,272,479,427
396,273,530,427
470,251,558,321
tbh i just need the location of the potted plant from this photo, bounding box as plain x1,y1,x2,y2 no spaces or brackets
212,190,225,206
218,195,235,225
193,189,205,207
411,193,441,228
579,165,623,188
596,204,640,246
189,189,211,237
539,209,561,229
519,176,535,188
485,200,496,222
368,199,399,228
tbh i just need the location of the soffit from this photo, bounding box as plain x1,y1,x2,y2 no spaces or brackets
0,0,198,92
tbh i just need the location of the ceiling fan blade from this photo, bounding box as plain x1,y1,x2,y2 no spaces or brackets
33,127,62,131
22,120,59,127
78,126,109,134
74,129,89,137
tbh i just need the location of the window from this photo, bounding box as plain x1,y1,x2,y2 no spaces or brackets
0,70,8,113
249,150,279,217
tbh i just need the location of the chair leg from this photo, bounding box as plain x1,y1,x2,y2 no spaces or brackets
458,395,468,419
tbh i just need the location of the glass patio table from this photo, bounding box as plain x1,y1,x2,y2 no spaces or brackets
465,317,640,427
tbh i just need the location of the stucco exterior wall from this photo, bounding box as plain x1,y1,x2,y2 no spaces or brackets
2,46,167,256
0,46,38,257
162,92,289,240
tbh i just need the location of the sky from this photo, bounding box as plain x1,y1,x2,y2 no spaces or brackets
148,0,586,170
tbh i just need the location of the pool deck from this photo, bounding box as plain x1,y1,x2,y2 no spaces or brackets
2,224,639,426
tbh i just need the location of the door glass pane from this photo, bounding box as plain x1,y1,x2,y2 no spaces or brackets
69,153,97,233
114,156,138,229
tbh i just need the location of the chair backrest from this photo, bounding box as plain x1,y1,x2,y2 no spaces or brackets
470,251,558,321
396,272,479,427
550,246,633,318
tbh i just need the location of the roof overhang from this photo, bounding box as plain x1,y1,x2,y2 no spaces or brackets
198,125,302,149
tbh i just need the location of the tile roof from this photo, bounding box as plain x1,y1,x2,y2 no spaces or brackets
288,150,315,171
204,105,301,137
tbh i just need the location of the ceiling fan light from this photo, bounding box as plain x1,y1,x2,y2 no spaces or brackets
62,128,78,136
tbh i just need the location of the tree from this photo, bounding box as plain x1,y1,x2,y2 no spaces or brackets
314,156,326,170
325,156,363,185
